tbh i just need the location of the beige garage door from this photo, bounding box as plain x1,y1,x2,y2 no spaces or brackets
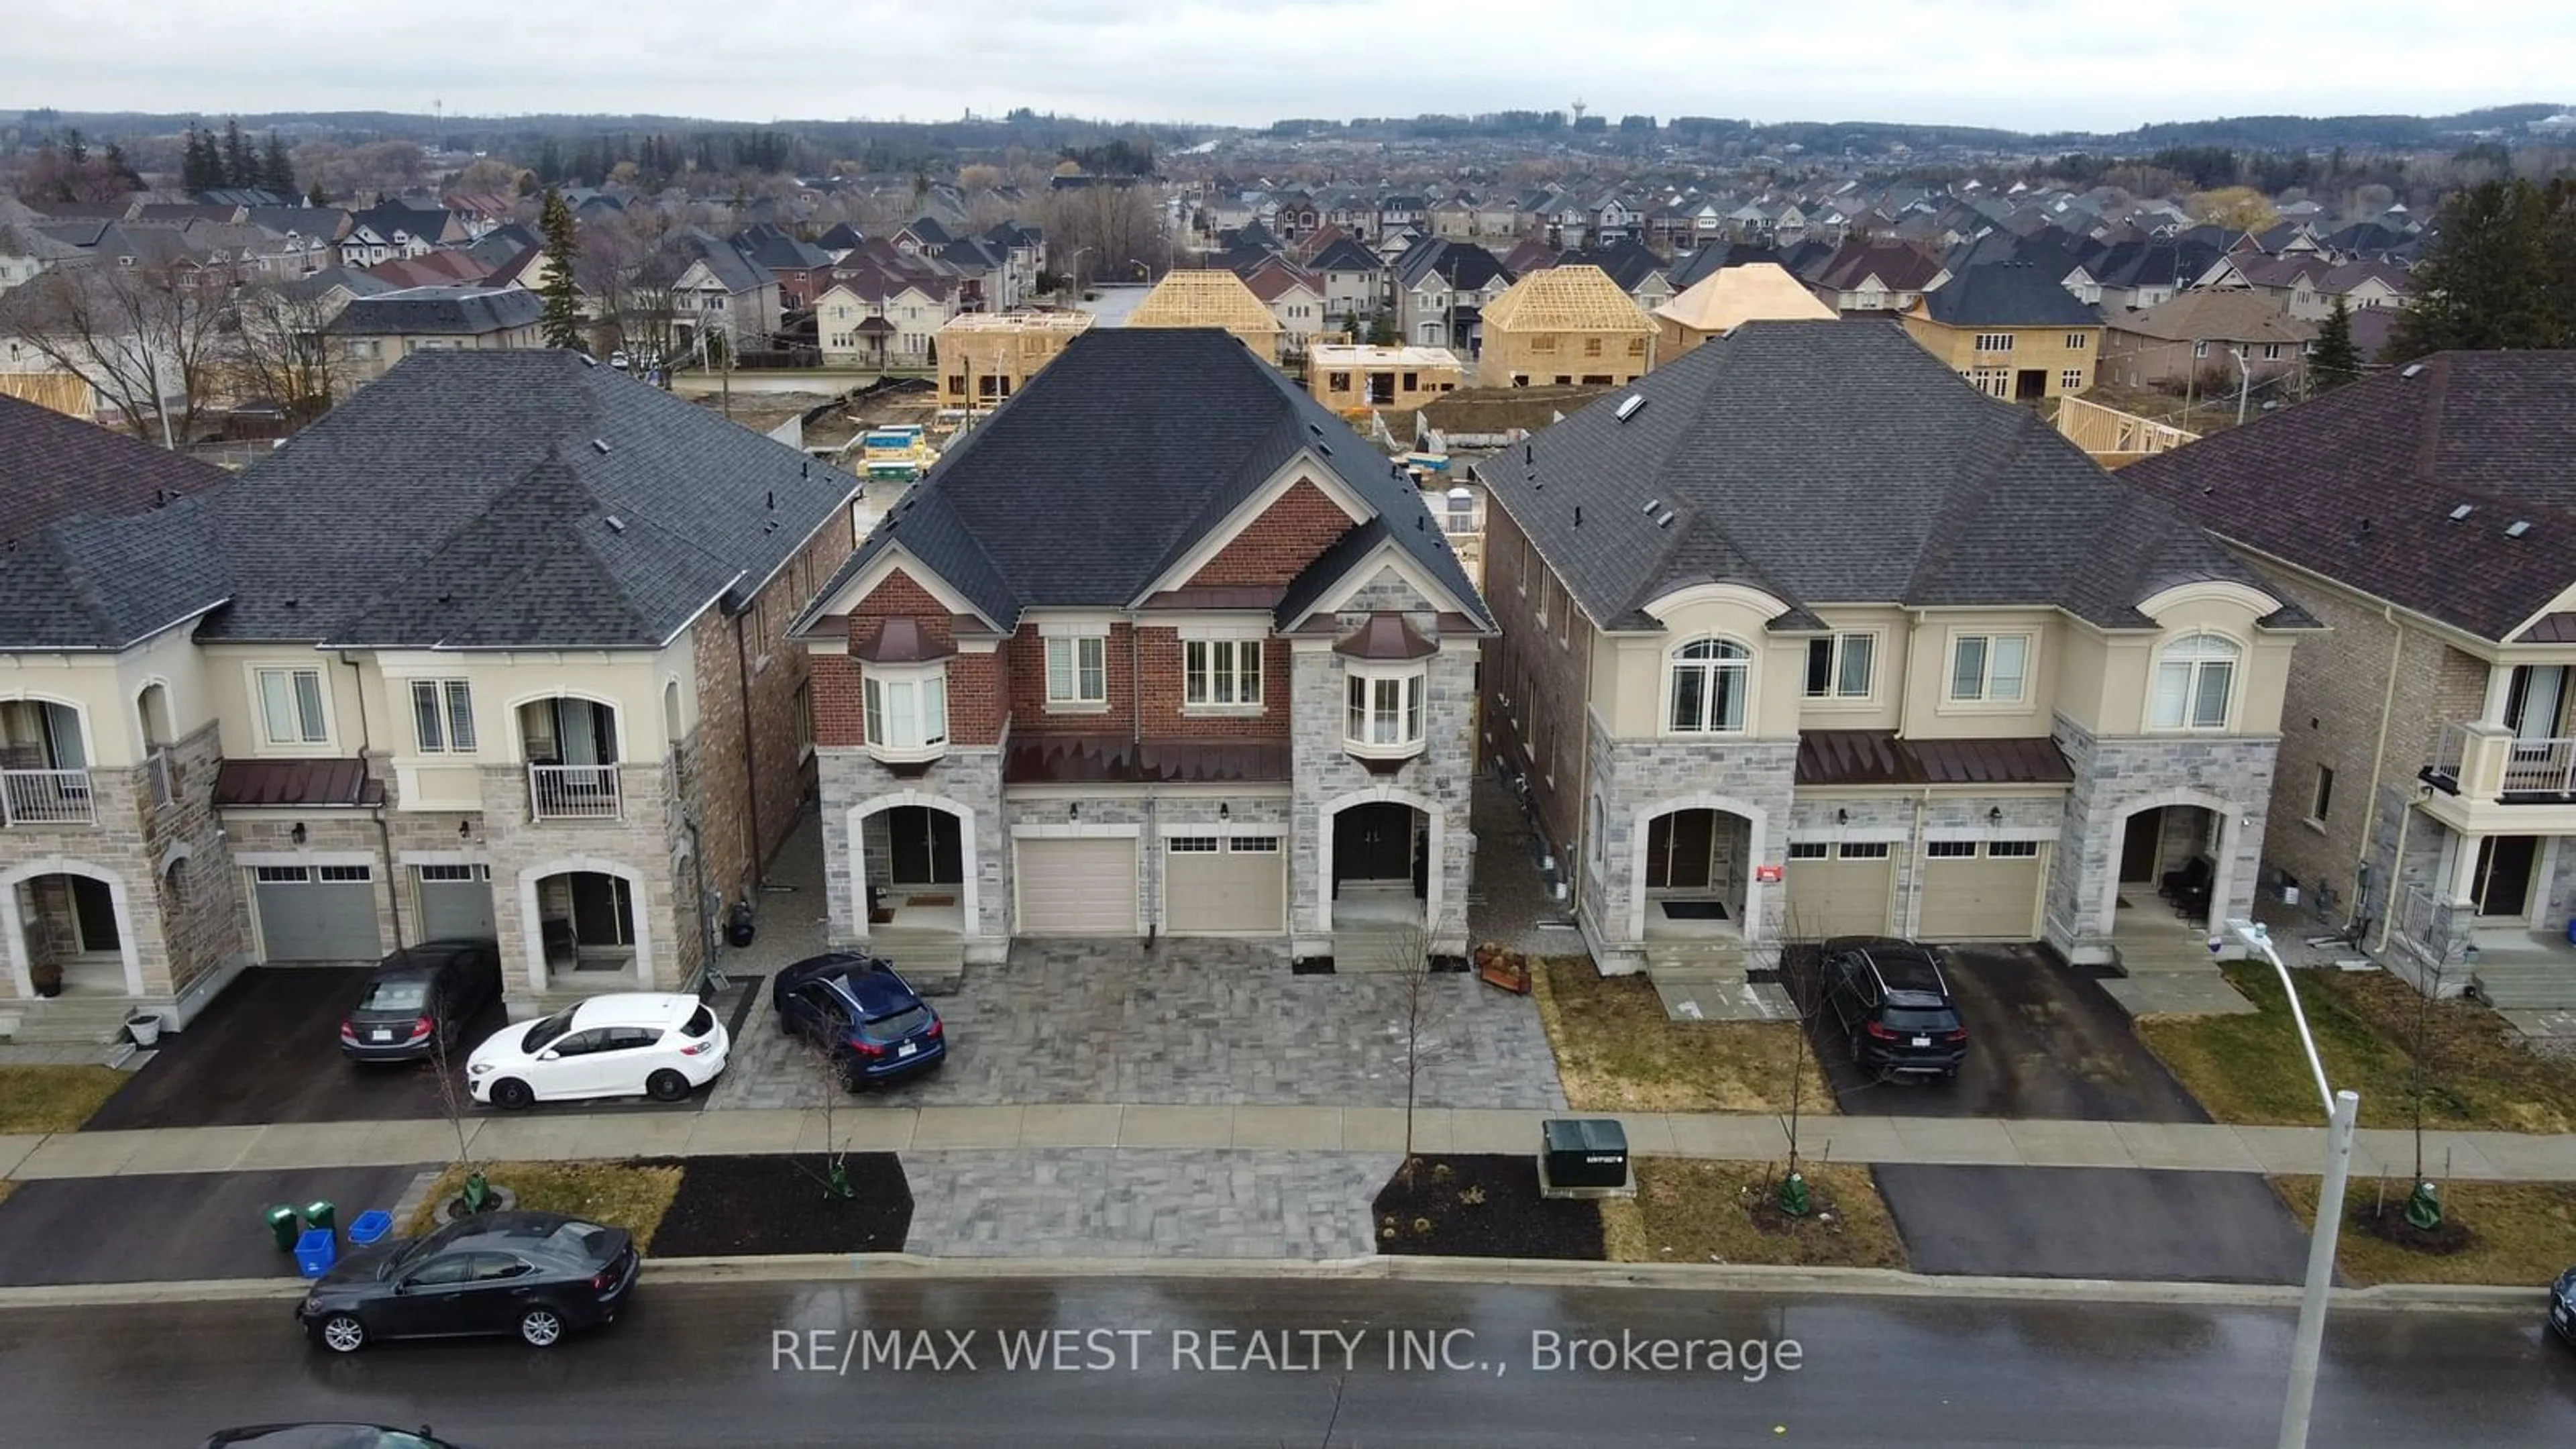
1165,834,1285,933
1015,837,1138,935
1783,842,1895,938
1917,841,2047,942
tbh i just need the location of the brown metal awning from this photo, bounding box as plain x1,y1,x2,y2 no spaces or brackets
1335,614,1437,659
853,615,954,663
1002,735,1292,786
213,758,386,808
1796,730,2073,788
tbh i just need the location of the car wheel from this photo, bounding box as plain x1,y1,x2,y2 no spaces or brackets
315,1312,367,1354
492,1077,534,1110
645,1069,691,1102
519,1305,566,1348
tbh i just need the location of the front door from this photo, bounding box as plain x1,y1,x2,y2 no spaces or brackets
2473,836,2540,919
1334,804,1414,885
887,806,964,885
2118,810,2164,885
382,1254,481,1337
2015,369,2046,400
2506,666,2569,753
569,874,635,949
1646,811,1715,891
68,875,119,953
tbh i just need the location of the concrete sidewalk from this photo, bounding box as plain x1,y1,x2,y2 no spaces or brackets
9,1105,2576,1184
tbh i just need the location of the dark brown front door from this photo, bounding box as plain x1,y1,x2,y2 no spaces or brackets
2015,369,2047,400
888,806,963,885
2473,836,2540,918
1646,811,1715,890
2119,810,2164,884
1335,804,1414,885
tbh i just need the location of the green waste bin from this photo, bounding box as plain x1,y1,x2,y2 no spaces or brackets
302,1200,335,1236
266,1204,301,1252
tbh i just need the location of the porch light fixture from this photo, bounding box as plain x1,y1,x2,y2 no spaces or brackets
1988,806,2003,825
1835,808,1847,825
1218,802,1230,820
290,822,306,845
458,820,474,841
1069,802,1079,820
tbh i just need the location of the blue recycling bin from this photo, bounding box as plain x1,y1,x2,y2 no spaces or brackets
293,1228,337,1279
347,1210,393,1246
2565,916,2575,947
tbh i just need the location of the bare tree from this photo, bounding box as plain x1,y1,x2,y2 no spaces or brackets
573,210,682,367
1381,921,1448,1185
2404,924,2458,1229
1041,182,1170,286
798,1028,857,1201
7,260,231,445
423,1008,495,1216
225,283,339,421
1771,908,1828,1218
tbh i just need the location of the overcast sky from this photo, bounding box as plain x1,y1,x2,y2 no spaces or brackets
13,0,2570,135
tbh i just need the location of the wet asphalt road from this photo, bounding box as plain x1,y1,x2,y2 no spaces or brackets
8,1277,2573,1447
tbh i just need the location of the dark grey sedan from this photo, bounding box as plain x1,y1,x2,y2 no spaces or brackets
338,938,500,1063
297,1210,637,1352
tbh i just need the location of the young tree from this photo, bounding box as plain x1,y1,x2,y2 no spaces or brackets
2310,296,2363,390
536,188,586,351
798,1029,858,1201
1381,921,1448,1184
1366,309,1397,346
423,998,495,1215
1771,911,1828,1218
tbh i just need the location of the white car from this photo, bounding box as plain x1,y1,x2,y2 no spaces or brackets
466,993,729,1108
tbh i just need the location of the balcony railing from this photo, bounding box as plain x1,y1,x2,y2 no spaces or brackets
529,763,623,820
2422,722,2576,803
1,768,96,825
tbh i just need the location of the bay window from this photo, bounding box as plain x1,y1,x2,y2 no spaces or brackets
1344,666,1426,758
2151,633,2238,731
863,665,949,763
1666,637,1750,733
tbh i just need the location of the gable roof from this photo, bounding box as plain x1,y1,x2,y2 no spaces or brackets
807,329,1488,633
327,285,544,336
1476,321,2286,633
1653,263,1835,333
0,396,237,650
1306,236,1381,274
2121,351,2576,642
2106,290,2317,345
1814,237,1947,292
1482,265,1652,334
1918,263,2101,328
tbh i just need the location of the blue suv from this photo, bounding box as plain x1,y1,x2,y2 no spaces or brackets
773,952,947,1086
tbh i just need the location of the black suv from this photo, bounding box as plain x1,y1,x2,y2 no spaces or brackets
1820,937,1968,1078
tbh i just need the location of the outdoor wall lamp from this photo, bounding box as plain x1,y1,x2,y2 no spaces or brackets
1069,802,1079,820
1219,802,1230,820
289,822,306,845
1835,808,1847,824
458,819,474,841
1988,806,2004,825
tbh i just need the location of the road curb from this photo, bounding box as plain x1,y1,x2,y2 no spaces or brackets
3,1255,2540,1313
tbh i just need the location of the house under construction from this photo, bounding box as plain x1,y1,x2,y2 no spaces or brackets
1474,264,1656,388
1650,262,1835,356
936,310,1096,410
1124,269,1284,362
1306,343,1464,415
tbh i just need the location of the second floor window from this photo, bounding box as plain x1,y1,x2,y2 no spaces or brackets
1184,639,1263,707
1948,634,2029,704
1804,633,1874,700
864,670,947,754
411,680,476,753
1668,637,1751,734
257,667,329,746
2151,633,2239,731
1046,635,1108,706
1974,333,2015,352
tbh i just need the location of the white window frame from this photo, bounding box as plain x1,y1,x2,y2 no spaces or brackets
1801,632,1876,702
1344,662,1428,759
2150,631,2240,733
1182,638,1263,710
1986,839,2041,859
862,662,949,763
254,665,333,749
1945,631,2032,707
1044,635,1108,709
2308,764,2334,825
2064,333,2089,350
1973,332,2015,353
1786,841,1829,861
2059,368,2084,391
1665,636,1753,735
410,679,476,755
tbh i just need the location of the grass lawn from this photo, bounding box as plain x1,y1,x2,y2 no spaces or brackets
1602,1160,1906,1269
2137,963,2576,1132
0,1065,127,1134
2272,1177,2576,1287
1534,958,1833,1115
405,1160,684,1250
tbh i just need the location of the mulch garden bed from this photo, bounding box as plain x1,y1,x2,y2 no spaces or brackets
1373,1154,1605,1260
2349,1197,2475,1255
650,1153,914,1256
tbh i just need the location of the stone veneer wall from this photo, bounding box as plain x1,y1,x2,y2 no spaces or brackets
478,757,685,1002
816,745,1009,961
1578,716,1799,972
2046,713,2279,961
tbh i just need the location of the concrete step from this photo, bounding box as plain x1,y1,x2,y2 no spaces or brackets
1642,942,1749,981
1,995,138,1045
2110,935,2225,975
868,932,967,995
2470,962,2576,1010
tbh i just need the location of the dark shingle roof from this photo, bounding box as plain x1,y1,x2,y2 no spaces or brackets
1920,263,2101,327
326,286,543,336
816,329,1489,632
1307,237,1381,274
0,396,234,649
2121,351,2576,642
1477,321,2286,632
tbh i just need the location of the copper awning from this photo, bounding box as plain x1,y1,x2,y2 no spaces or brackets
213,758,386,808
1002,735,1292,786
1796,730,2073,788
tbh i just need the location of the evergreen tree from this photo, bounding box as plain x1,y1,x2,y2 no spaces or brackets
101,142,142,191
60,129,88,166
181,126,221,193
259,132,295,195
221,118,253,190
307,180,331,208
537,188,586,352
2310,297,2363,390
2390,178,2575,360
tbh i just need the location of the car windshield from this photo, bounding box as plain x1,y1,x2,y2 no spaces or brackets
522,1008,579,1053
859,1005,932,1042
1884,1007,1960,1032
357,979,429,1012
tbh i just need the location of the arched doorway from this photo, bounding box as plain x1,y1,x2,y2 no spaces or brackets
2102,796,2233,941
0,858,144,998
518,859,654,992
1625,796,1769,946
1318,787,1446,947
846,792,976,943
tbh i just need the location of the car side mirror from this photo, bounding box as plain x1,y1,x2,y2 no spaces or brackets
539,1050,560,1061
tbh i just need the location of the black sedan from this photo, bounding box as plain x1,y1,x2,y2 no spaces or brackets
339,938,501,1063
297,1210,637,1352
2553,1268,2576,1346
201,1428,475,1449
775,951,947,1085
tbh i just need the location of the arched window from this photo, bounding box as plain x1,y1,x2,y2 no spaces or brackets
1667,637,1752,734
2152,633,2240,731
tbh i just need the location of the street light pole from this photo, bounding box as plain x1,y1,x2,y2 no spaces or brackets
2226,916,2359,1449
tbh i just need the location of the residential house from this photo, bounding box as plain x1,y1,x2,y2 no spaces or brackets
1474,265,1655,388
1304,237,1385,327
1474,321,2310,975
325,286,546,390
814,273,957,369
2100,290,2317,392
1306,342,1463,415
790,329,1495,964
1808,238,1950,314
1650,262,1835,357
1428,196,1478,240
0,352,857,1038
1558,240,1676,317
337,204,468,268
1240,260,1327,356
1125,268,1284,363
2121,353,2576,1008
663,229,785,349
1391,239,1515,354
816,223,867,262
731,223,839,309
934,309,1095,410
1901,263,2105,400
0,211,87,295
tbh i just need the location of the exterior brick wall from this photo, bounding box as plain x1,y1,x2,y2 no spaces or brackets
1185,480,1354,588
1479,498,1595,862
1135,631,1291,739
1007,623,1138,738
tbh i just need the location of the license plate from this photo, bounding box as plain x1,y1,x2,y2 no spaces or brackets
1911,1036,1931,1047
372,1030,392,1043
896,1042,918,1058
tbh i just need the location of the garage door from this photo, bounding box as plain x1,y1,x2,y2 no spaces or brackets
1015,837,1138,935
417,864,496,941
1165,834,1285,933
252,864,384,962
1918,841,2046,941
1783,842,1895,938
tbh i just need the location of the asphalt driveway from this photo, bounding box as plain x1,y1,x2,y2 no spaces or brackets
0,1164,427,1285
1800,945,2210,1123
1876,1165,2314,1284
